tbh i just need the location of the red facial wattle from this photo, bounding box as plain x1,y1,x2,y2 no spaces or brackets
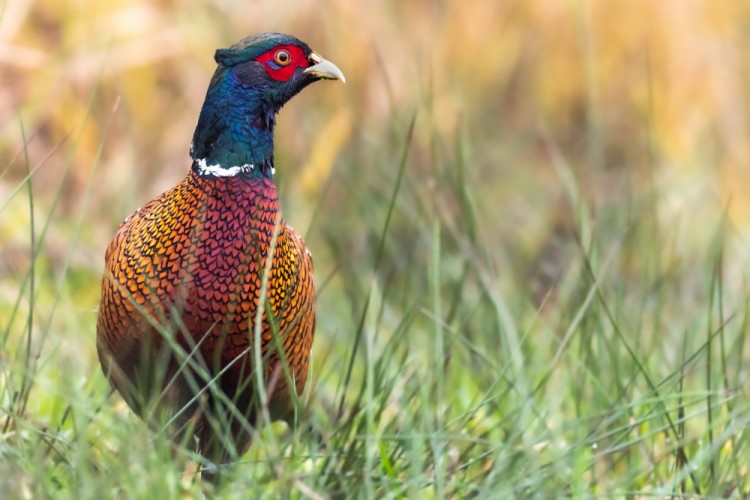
255,45,309,82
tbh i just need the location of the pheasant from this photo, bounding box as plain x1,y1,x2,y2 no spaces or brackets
96,33,344,465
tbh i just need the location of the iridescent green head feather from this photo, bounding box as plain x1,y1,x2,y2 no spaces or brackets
190,33,345,178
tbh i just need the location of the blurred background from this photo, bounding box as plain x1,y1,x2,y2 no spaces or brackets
2,0,750,405
3,1,750,494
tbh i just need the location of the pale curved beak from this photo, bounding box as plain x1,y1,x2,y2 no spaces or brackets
304,53,346,83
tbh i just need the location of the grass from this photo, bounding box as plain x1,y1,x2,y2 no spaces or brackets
2,1,750,498
3,105,749,497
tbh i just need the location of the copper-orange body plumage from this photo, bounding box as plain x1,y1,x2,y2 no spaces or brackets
97,171,315,458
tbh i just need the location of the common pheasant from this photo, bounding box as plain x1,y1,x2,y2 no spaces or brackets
96,33,344,465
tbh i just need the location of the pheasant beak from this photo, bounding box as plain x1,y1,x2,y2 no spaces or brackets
304,53,346,83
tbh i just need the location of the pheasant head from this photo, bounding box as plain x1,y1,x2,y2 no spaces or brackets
190,32,345,178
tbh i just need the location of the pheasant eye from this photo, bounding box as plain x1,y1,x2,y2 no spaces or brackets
274,50,291,65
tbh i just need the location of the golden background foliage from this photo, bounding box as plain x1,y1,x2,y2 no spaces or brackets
2,0,750,325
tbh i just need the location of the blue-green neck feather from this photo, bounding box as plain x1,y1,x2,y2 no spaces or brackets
190,69,277,177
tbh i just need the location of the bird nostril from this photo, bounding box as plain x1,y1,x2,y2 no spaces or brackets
308,52,322,65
